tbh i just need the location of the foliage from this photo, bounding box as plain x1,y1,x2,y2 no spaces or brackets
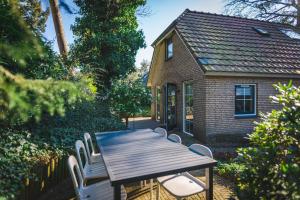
0,66,92,125
0,0,42,69
217,161,245,182
0,100,125,199
19,0,49,36
33,100,126,150
0,0,92,125
225,0,300,26
0,128,63,199
235,82,300,200
71,0,146,95
1,0,68,80
0,1,126,199
110,71,151,126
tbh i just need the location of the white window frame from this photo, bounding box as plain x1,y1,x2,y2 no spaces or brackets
182,81,193,136
234,84,257,117
156,86,160,121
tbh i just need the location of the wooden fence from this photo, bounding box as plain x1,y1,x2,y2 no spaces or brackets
20,156,69,200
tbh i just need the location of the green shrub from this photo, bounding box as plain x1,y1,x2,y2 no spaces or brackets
236,82,300,200
0,129,62,199
217,161,245,182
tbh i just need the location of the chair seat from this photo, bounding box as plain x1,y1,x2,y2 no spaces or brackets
90,153,102,163
157,174,178,183
83,162,108,180
161,173,205,198
79,180,127,200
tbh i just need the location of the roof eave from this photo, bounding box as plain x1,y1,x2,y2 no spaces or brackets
205,71,300,78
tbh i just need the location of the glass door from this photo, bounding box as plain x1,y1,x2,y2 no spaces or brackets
165,84,176,130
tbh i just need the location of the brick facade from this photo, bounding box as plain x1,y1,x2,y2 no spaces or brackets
149,31,300,144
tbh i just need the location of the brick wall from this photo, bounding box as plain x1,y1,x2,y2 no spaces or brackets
149,31,206,141
205,76,300,144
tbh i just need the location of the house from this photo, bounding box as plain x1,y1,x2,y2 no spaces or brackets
147,9,300,144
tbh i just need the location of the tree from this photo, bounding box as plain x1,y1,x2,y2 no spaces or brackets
0,0,91,125
225,0,300,27
48,0,68,57
235,82,300,199
71,0,146,97
110,72,151,127
139,59,150,76
19,0,49,36
1,0,68,80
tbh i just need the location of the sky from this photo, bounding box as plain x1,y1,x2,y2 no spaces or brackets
44,0,225,67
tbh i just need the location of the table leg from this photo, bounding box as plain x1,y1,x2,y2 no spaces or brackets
205,167,213,200
114,185,121,200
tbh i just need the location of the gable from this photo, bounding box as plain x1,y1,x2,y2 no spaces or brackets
147,30,204,87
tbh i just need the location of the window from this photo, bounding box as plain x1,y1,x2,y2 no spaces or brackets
166,37,173,60
280,29,300,39
156,87,161,121
183,82,193,135
235,84,256,116
252,27,270,36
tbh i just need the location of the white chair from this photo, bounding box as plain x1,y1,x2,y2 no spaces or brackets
154,127,167,138
67,155,127,200
168,134,182,144
75,140,108,183
141,128,168,189
83,132,102,164
156,144,213,200
156,134,182,200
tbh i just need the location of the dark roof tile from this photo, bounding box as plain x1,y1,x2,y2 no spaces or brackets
173,9,300,75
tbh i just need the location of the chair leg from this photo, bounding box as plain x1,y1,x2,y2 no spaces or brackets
150,179,153,200
140,181,143,188
156,182,160,200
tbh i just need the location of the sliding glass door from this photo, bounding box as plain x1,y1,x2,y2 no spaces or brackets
183,82,193,135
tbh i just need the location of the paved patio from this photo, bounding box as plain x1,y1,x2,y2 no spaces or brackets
128,117,160,130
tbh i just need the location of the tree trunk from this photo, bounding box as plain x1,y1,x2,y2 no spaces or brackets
49,0,68,58
125,117,129,128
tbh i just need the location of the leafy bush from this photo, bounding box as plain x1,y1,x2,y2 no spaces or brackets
33,100,126,150
236,82,300,200
0,100,125,199
0,129,62,199
217,161,245,182
0,67,92,125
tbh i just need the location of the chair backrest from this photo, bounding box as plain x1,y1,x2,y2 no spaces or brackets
67,155,83,198
168,134,182,144
154,127,167,138
75,140,89,174
189,144,213,158
84,132,96,163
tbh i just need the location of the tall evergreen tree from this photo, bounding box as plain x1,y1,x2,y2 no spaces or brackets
71,0,146,97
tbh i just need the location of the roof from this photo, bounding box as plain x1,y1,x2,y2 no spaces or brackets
152,9,300,76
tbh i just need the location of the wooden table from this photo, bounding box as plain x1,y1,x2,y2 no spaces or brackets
96,129,217,200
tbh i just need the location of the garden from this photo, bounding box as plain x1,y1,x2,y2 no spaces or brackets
1,0,300,200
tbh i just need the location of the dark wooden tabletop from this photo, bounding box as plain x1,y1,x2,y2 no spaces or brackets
96,129,217,186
